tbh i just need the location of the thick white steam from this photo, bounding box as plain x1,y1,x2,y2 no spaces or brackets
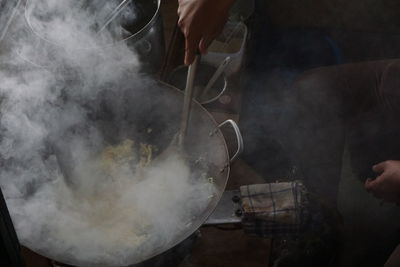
0,1,216,266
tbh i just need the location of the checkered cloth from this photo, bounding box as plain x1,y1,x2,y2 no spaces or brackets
240,181,308,237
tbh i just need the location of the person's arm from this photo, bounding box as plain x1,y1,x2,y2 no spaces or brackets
177,0,236,65
365,160,400,203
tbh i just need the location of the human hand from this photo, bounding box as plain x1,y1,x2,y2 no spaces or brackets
365,160,400,203
177,0,235,65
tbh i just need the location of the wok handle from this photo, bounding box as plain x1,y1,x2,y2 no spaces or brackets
218,120,243,163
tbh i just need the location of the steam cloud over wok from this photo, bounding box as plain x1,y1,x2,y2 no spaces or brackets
0,0,216,266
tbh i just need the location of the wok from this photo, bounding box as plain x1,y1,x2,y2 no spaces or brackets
35,80,243,266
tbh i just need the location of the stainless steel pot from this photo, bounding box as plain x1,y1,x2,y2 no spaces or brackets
168,63,228,105
11,0,164,73
32,81,243,266
122,0,165,73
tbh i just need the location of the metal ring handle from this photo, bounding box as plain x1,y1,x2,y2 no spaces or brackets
200,78,227,105
200,57,231,104
218,119,243,163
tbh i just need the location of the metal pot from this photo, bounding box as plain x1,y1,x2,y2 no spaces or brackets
10,0,164,73
123,0,165,73
29,81,243,266
168,63,228,105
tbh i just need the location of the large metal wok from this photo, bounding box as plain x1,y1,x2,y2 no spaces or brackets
39,80,243,266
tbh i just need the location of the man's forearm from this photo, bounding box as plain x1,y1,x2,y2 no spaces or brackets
177,0,236,65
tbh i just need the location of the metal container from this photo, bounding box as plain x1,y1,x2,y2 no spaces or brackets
20,81,242,267
13,0,164,73
202,22,248,76
168,63,228,105
123,0,165,73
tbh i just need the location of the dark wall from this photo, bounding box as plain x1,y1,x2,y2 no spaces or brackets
263,0,400,33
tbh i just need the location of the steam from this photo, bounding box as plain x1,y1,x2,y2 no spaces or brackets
0,1,216,266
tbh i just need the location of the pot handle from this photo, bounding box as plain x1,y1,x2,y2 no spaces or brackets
218,120,244,163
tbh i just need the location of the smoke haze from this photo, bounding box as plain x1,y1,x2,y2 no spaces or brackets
0,1,216,266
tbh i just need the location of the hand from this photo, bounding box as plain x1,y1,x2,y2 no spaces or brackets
365,160,400,203
177,0,235,65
